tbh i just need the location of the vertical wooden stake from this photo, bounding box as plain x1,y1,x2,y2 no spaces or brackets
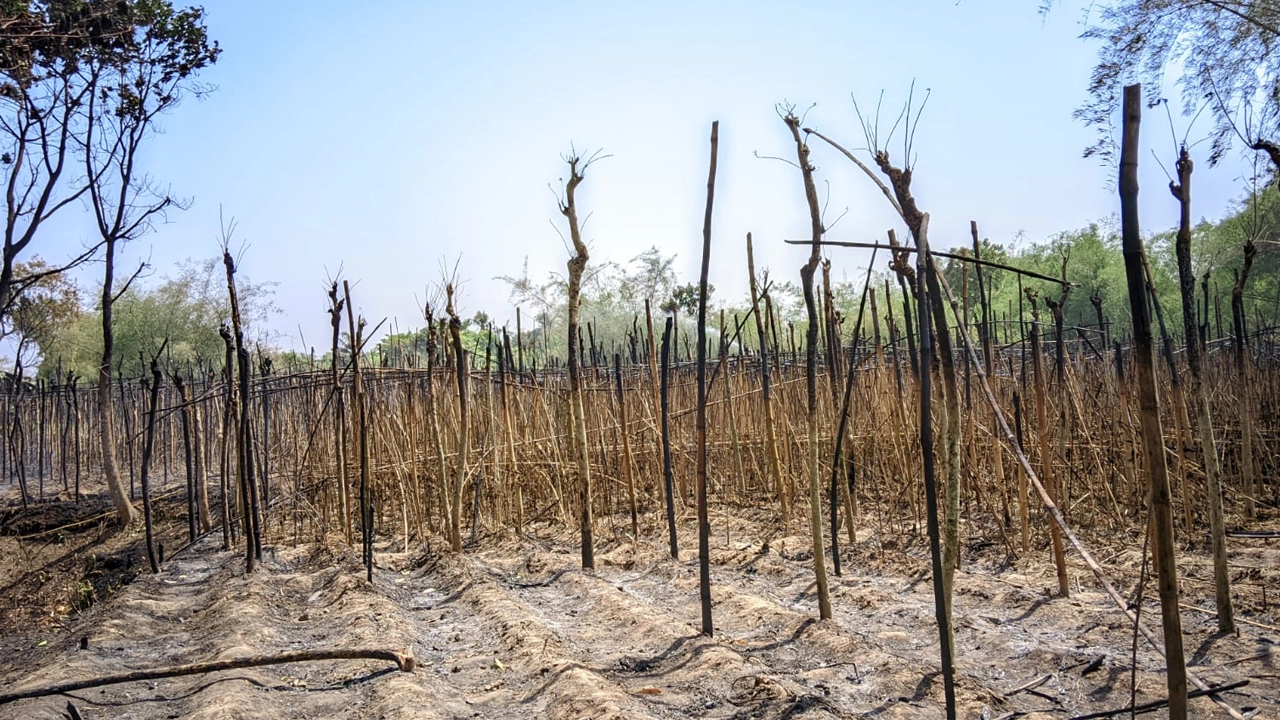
694,120,718,636
1119,82,1188,719
659,317,677,559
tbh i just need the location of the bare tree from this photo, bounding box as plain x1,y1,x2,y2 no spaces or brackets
1169,145,1236,632
78,0,219,525
0,2,135,322
555,147,606,571
780,105,832,621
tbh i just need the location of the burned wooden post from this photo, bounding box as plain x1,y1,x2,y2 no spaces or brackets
224,250,261,569
140,348,167,574
1170,144,1235,633
660,316,677,559
1119,83,1188,719
694,120,718,636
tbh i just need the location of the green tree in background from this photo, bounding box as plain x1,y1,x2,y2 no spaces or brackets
2,257,81,370
36,257,276,379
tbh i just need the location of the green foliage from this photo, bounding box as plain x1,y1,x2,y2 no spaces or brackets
1016,222,1134,329
1058,0,1280,171
1,0,139,75
863,185,1279,349
661,282,713,316
271,348,318,373
381,192,1280,370
495,246,719,365
7,258,81,348
1208,185,1280,297
37,257,277,378
374,313,505,370
71,578,96,612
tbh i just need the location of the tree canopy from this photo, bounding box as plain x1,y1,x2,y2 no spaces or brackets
1,0,220,325
34,257,276,378
1055,0,1280,173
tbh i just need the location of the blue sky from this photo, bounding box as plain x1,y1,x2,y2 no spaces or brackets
41,1,1260,352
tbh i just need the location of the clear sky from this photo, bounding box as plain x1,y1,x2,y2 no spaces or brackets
41,0,1259,352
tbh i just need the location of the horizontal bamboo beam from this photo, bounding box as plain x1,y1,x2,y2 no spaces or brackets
783,239,1077,287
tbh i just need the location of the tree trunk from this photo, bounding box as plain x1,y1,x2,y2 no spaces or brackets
98,238,136,526
783,111,831,621
561,154,595,571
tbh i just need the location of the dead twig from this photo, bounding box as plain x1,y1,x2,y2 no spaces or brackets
1179,603,1280,632
1004,673,1051,698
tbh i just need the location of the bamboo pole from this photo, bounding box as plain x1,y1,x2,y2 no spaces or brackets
1120,84,1188,719
932,258,1245,720
747,233,790,525
694,120,718,637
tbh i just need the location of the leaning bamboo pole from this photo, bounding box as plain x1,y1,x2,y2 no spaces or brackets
1027,292,1070,597
933,258,1246,720
747,233,790,525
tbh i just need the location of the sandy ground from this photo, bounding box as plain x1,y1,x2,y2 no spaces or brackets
0,509,1275,719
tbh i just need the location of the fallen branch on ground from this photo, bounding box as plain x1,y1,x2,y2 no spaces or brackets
1067,680,1249,720
0,648,416,706
1179,603,1280,632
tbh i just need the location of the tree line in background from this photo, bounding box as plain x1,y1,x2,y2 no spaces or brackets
5,180,1275,382
362,184,1278,375
4,0,1278,383
7,257,275,378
